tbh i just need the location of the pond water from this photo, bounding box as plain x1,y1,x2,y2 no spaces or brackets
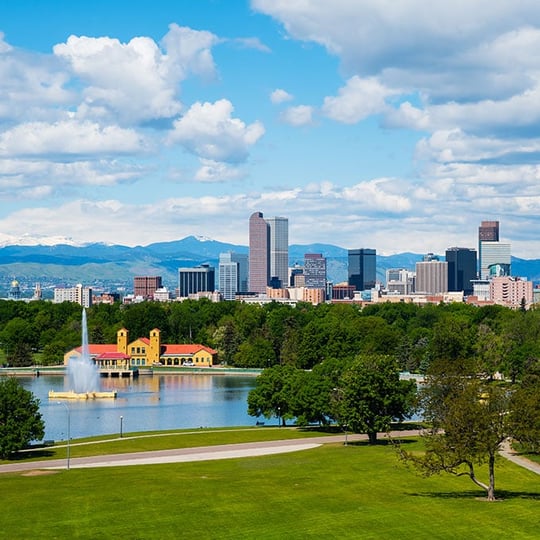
15,373,263,442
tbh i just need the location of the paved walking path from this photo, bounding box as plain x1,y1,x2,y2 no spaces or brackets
0,430,538,475
499,439,540,475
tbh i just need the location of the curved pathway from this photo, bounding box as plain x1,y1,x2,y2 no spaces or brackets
0,430,538,475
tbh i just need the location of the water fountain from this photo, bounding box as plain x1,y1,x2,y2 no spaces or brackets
49,309,117,400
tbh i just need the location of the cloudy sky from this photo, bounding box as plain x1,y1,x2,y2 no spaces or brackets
0,0,539,256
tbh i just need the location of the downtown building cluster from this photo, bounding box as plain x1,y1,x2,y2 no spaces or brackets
51,217,535,310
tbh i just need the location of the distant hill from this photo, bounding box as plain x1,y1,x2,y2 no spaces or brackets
0,236,538,297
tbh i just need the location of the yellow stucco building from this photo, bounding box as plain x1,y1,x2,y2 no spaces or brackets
64,328,218,369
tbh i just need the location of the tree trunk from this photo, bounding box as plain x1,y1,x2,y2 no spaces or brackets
487,453,496,501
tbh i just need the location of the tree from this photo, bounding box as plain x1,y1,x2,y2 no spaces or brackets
508,367,540,453
399,361,510,501
335,354,416,444
0,378,44,459
247,365,298,425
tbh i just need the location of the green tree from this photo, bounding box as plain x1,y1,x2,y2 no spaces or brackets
336,354,416,444
400,360,510,501
508,368,540,453
0,378,44,459
247,365,298,425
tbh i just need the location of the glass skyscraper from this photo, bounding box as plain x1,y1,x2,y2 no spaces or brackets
348,248,376,291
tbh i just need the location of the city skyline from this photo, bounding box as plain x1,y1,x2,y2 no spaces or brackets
1,2,540,257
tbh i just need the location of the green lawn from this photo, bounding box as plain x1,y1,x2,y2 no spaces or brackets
0,436,538,539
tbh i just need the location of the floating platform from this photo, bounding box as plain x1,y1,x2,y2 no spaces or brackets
48,390,117,400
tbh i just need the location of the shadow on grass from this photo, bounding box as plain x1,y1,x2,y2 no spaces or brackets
408,490,540,501
345,438,418,447
8,449,56,461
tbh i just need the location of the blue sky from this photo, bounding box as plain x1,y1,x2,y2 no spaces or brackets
0,0,539,256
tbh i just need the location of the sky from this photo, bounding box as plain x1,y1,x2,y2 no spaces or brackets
0,0,540,256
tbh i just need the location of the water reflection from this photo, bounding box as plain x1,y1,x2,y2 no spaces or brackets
16,374,259,442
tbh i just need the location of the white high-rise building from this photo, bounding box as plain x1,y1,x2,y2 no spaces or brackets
54,283,92,307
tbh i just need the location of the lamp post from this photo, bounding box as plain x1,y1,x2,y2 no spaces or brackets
277,406,281,427
57,402,70,470
120,416,123,438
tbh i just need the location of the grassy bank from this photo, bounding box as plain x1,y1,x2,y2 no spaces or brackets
0,434,538,539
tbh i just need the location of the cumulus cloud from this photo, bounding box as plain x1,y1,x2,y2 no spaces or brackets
168,99,265,162
53,24,218,124
270,88,293,104
280,105,313,126
322,76,397,123
0,120,147,157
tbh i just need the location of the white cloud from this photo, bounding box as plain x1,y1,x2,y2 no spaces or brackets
53,24,218,124
194,159,245,182
0,120,147,157
168,99,265,162
280,105,313,126
270,88,293,104
322,76,397,123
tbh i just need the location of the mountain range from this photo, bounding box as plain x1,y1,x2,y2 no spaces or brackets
1,235,539,297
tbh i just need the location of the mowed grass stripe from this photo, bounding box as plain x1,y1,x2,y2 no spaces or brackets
1,437,538,539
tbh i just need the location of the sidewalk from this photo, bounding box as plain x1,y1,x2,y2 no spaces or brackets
499,439,540,475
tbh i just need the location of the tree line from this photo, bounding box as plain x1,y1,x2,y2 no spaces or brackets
0,299,539,379
0,299,538,379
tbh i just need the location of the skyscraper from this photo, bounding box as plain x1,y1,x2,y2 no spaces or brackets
267,216,289,288
304,253,327,289
248,212,270,294
219,252,248,300
445,247,477,296
415,259,448,294
480,242,511,280
248,212,289,293
478,220,500,278
134,276,162,298
178,264,215,297
348,249,376,291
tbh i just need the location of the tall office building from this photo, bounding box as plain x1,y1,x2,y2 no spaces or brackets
304,253,327,289
267,216,289,288
248,212,270,294
348,249,376,291
248,212,289,293
445,247,477,296
415,259,448,294
480,241,511,280
478,220,500,278
218,252,248,300
178,264,215,297
134,276,162,298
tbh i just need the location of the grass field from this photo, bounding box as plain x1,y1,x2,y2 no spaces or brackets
0,431,538,539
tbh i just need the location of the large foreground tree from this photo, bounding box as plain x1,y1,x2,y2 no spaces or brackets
399,360,510,501
0,378,44,459
335,354,416,444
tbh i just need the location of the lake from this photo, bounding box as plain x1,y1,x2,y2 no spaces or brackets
15,373,262,442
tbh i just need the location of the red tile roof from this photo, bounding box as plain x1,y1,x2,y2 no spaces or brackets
161,344,217,355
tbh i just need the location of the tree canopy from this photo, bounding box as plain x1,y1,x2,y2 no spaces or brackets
0,377,44,459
